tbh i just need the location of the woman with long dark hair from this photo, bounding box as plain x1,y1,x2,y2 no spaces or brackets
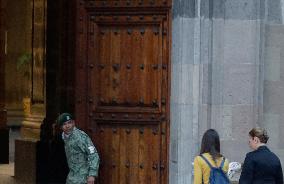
193,129,229,184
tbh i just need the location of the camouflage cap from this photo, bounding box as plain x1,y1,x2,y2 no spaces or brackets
57,113,73,126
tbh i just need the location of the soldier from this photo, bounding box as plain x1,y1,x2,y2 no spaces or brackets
57,113,100,184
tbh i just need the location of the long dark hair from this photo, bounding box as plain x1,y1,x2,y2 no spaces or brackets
200,129,222,162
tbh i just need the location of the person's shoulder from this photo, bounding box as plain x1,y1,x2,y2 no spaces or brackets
73,128,89,139
194,155,203,164
253,146,273,157
195,153,212,164
268,150,281,162
79,128,89,136
245,151,252,155
246,150,255,156
243,150,256,161
77,128,87,134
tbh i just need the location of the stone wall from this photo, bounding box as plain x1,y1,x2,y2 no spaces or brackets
170,0,284,183
262,0,284,169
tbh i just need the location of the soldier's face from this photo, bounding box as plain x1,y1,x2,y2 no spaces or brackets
62,120,75,135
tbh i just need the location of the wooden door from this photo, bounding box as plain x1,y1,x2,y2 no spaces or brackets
75,1,171,183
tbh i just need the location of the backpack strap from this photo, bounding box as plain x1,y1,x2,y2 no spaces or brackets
219,157,226,169
199,154,213,169
200,154,226,169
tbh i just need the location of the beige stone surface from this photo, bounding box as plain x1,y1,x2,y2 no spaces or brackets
0,163,21,184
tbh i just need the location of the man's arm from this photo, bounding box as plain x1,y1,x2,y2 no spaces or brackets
78,134,100,179
193,157,202,184
85,136,100,177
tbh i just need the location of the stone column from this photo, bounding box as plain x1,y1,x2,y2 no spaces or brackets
15,1,46,181
208,0,265,162
5,0,32,128
4,0,45,139
170,0,265,183
262,0,284,165
170,0,200,182
21,0,46,139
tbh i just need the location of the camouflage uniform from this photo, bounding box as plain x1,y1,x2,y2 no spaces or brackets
63,127,99,184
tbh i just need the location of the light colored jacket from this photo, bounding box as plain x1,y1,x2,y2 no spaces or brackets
193,153,229,184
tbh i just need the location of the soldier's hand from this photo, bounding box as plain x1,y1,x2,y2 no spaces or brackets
87,176,95,184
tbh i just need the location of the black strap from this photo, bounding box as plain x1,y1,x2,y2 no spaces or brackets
200,154,213,169
200,154,226,169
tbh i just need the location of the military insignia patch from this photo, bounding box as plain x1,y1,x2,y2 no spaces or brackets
88,146,95,154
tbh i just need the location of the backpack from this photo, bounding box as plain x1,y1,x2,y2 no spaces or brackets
200,154,230,184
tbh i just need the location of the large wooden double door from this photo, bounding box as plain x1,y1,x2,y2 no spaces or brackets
75,0,171,183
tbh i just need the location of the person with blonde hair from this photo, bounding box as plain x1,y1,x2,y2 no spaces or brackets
239,127,283,184
193,129,229,184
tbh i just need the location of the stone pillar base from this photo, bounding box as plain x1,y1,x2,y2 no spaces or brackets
6,108,24,127
21,114,43,140
15,139,37,184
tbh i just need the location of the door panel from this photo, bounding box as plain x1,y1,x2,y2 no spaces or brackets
75,1,171,183
89,16,164,113
94,124,161,184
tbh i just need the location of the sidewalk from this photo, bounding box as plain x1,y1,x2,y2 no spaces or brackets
0,163,18,184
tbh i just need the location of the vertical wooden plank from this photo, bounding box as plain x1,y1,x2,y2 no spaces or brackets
104,126,113,184
111,124,120,183
98,26,108,103
110,26,120,103
151,125,161,184
128,27,136,102
119,124,127,184
136,26,144,105
127,126,139,183
138,126,147,184
138,125,160,183
111,26,123,104
98,125,108,184
120,27,132,103
75,0,88,130
143,26,153,105
132,28,141,103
